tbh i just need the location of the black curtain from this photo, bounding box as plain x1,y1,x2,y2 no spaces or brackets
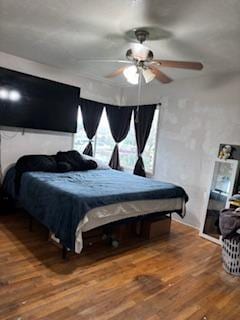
106,106,133,170
80,98,104,156
133,105,156,177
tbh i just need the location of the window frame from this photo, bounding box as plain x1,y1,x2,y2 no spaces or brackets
73,105,160,176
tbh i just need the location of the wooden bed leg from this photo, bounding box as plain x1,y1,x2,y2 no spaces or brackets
62,246,68,260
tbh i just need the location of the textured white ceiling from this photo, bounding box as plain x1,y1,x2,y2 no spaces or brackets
0,0,240,87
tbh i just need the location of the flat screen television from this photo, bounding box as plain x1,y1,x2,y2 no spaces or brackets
0,67,80,133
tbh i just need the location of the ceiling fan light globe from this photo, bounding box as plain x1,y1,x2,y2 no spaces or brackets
131,43,150,61
142,69,156,83
126,77,139,85
123,65,139,85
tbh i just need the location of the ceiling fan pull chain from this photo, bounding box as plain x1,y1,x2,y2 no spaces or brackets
135,106,140,123
135,70,142,123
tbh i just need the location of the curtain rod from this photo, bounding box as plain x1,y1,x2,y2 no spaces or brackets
79,97,161,108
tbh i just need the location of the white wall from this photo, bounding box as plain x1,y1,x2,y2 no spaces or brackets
122,72,240,229
0,52,121,174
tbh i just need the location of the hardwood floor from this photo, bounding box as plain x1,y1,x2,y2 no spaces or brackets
0,211,240,320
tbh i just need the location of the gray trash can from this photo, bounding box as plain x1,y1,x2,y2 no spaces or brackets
220,207,240,276
222,237,240,276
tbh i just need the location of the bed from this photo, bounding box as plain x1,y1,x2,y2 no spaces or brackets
3,165,188,254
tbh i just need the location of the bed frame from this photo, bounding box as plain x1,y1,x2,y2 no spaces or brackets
3,193,180,259
28,210,176,259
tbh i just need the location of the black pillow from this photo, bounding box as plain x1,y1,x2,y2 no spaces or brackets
84,159,98,170
16,155,57,173
57,161,72,173
55,150,97,171
15,155,57,194
55,150,84,171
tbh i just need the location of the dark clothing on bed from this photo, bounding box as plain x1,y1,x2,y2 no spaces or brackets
55,150,97,171
4,168,188,251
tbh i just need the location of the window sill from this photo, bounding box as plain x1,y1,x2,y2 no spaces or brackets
121,166,154,178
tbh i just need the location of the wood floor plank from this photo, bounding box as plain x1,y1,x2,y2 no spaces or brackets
0,211,240,320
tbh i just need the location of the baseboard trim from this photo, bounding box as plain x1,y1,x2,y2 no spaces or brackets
172,217,199,231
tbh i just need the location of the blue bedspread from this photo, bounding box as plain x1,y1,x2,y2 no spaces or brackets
4,168,188,250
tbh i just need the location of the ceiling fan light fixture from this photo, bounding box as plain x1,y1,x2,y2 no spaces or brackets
131,43,150,61
105,28,203,84
142,69,156,83
123,65,139,85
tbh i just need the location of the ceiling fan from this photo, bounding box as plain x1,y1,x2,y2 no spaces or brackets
105,29,203,85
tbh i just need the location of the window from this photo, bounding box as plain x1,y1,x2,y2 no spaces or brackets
119,117,137,170
94,110,115,163
74,107,159,174
142,108,159,173
74,109,91,153
119,109,159,173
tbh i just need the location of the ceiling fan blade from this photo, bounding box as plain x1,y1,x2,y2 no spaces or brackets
148,65,172,83
105,66,127,78
78,59,132,64
152,60,203,70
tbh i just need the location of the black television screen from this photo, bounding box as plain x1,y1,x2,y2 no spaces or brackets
0,67,80,133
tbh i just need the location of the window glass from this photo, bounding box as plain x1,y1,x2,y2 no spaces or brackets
74,108,91,153
119,116,137,170
143,108,159,173
94,109,115,164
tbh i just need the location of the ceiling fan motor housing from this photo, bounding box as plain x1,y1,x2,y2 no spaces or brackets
126,48,154,62
126,29,153,62
135,29,149,43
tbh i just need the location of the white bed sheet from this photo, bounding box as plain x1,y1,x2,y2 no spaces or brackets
74,197,185,253
51,197,185,253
